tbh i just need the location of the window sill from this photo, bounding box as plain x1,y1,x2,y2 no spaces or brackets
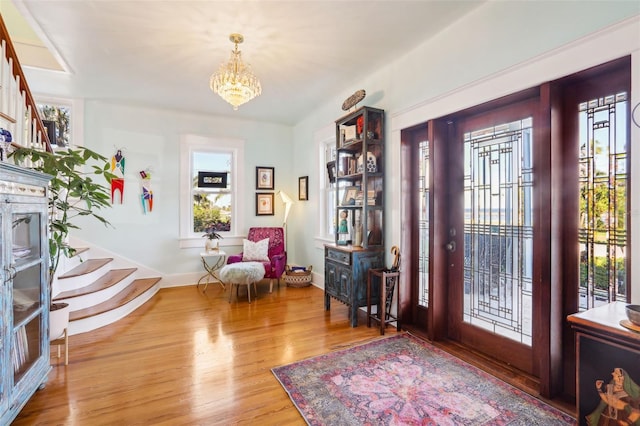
179,236,243,249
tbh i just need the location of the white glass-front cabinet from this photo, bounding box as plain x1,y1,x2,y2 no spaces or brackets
0,162,51,424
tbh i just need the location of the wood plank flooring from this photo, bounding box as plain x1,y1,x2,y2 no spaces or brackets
14,283,394,425
14,282,574,425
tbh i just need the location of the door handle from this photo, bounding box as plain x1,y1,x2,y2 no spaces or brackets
445,241,456,252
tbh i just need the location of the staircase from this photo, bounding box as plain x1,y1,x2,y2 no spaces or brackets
52,246,162,336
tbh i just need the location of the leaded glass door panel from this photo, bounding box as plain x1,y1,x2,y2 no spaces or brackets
448,100,538,375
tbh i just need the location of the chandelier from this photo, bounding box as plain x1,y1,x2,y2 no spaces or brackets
210,33,262,110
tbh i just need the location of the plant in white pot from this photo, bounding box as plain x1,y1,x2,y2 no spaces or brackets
11,146,115,341
202,223,224,252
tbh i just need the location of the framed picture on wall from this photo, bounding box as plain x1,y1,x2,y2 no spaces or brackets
299,176,308,201
256,166,274,190
256,193,274,216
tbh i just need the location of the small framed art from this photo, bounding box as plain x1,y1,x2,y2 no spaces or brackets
341,186,358,206
299,176,308,201
256,193,274,216
256,166,274,190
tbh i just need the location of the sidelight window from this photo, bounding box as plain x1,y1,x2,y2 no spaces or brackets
578,92,628,310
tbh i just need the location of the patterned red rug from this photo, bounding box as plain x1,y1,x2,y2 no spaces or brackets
272,333,574,425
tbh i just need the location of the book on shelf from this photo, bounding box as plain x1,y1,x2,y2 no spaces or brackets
12,326,29,373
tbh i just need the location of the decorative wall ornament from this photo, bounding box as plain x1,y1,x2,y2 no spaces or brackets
342,89,366,111
110,149,125,204
139,169,153,214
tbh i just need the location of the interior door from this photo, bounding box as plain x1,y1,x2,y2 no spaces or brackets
446,99,539,375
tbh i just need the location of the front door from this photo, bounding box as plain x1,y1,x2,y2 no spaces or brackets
446,99,539,374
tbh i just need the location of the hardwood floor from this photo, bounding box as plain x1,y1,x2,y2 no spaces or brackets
14,282,574,425
14,282,395,425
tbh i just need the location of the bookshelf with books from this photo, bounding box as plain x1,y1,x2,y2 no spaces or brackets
325,106,385,327
0,163,51,424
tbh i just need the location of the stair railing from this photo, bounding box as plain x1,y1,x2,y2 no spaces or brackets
0,13,52,155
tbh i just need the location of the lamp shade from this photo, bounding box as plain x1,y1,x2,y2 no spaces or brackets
279,190,293,225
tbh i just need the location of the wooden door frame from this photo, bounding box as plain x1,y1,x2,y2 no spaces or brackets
398,56,630,400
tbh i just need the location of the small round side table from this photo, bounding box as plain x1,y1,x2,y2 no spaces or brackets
197,250,227,292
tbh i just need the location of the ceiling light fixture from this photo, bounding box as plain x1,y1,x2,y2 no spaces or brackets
210,33,262,110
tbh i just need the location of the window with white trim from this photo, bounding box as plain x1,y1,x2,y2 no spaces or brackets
36,96,83,147
319,135,336,240
179,135,244,248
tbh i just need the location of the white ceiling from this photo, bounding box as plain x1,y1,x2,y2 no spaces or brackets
11,0,485,125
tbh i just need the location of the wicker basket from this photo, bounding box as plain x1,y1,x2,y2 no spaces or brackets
283,265,313,287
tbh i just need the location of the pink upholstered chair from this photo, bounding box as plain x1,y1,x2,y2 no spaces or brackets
226,227,287,292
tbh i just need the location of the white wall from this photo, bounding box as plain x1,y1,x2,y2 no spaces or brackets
289,2,640,299
24,1,640,290
72,100,294,284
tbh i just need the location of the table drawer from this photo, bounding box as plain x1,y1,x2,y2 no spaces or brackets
326,248,351,265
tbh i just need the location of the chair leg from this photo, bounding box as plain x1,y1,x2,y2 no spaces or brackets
269,279,273,293
247,283,252,304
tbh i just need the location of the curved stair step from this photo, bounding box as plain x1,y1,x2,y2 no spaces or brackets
71,247,90,257
53,268,137,301
70,277,161,321
58,258,113,279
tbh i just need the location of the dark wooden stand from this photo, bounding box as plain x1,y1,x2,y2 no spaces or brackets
567,302,640,425
366,268,400,335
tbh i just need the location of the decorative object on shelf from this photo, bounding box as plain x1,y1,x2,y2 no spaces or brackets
210,33,262,110
357,151,377,173
337,210,350,245
326,161,336,184
298,176,308,201
256,166,274,190
342,89,366,111
356,116,365,138
341,186,358,206
256,192,274,216
354,216,363,247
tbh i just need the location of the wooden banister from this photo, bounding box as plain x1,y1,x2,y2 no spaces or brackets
0,13,52,153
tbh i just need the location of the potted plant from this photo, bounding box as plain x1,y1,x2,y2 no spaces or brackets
10,146,115,340
203,223,224,252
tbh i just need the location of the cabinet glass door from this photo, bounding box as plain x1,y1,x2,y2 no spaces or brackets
0,208,5,410
11,211,44,384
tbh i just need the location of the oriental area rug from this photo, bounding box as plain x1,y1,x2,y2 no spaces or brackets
272,333,574,425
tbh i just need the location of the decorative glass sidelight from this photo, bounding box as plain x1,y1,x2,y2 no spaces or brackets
463,118,534,346
418,140,430,308
578,92,628,310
